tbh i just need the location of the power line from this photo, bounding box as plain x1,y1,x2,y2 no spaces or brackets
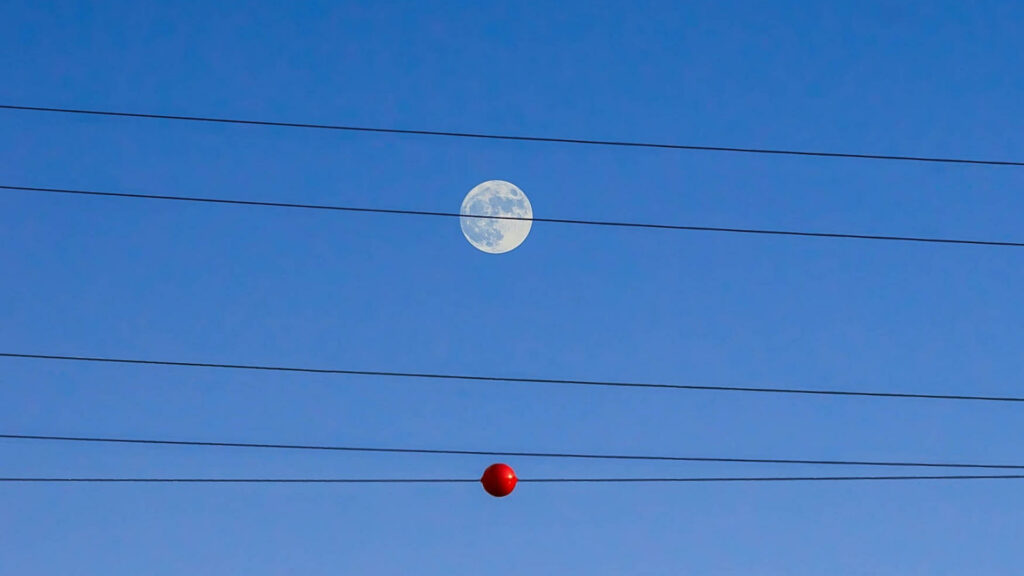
3,352,1023,403
2,474,1024,484
3,433,1022,470
0,478,474,484
2,104,1022,167
5,184,1024,248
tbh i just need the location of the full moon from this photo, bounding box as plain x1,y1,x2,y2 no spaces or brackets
460,180,533,254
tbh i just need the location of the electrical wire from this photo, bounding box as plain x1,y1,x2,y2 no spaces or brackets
4,184,1024,248
3,352,1023,403
2,433,1022,470
2,104,1021,167
2,475,1024,483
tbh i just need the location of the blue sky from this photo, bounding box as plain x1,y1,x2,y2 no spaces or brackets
1,1,1023,573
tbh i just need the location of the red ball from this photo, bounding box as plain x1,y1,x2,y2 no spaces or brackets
480,463,518,497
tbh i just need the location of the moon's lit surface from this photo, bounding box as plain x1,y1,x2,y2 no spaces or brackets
460,180,533,254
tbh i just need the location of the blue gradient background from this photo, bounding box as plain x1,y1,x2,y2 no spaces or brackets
1,1,1022,573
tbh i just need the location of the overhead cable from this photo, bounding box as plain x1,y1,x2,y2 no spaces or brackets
3,474,1024,484
3,352,1022,403
1,104,1021,167
4,184,1023,248
3,432,1022,470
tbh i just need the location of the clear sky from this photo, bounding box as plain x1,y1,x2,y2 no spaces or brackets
2,1,1023,573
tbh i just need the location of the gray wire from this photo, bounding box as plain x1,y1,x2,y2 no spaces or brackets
2,352,1023,403
4,184,1024,248
2,475,1023,483
2,433,1023,470
2,104,1021,167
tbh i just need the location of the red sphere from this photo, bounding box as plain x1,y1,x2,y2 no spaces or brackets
480,463,518,497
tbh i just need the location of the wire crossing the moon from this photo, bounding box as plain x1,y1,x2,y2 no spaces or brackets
2,103,1023,166
3,351,1023,403
5,184,1024,248
460,180,533,253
